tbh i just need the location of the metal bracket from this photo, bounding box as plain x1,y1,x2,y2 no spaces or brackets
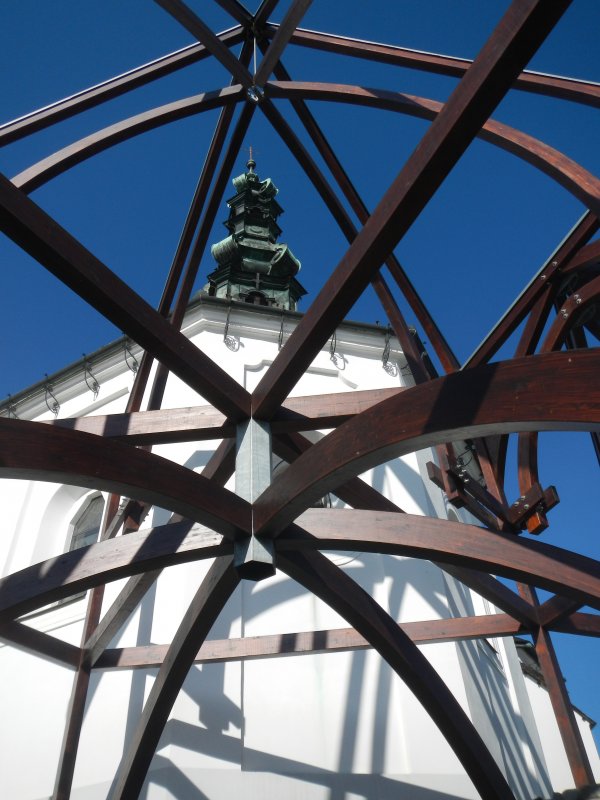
43,376,60,417
83,355,100,399
234,419,275,580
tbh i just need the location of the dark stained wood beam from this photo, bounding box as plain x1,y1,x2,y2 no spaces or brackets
518,585,595,787
272,25,600,108
265,78,600,372
49,387,404,444
214,0,251,25
253,0,312,86
463,211,598,368
154,0,252,86
13,87,245,194
166,102,256,335
538,596,583,628
541,274,600,352
20,78,600,212
272,430,404,513
0,621,81,668
0,173,251,420
0,419,250,547
279,509,600,614
141,74,255,415
53,491,123,800
50,405,232,443
251,0,573,418
515,284,557,358
440,565,538,627
54,661,92,799
0,27,245,145
271,430,535,625
264,82,600,228
111,557,240,800
257,59,445,378
84,572,161,667
155,41,253,324
0,521,229,622
254,350,600,535
561,238,600,274
551,612,600,637
84,434,241,667
96,613,524,669
279,549,517,800
254,0,279,28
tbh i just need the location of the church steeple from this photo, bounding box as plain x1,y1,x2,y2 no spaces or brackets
205,159,306,311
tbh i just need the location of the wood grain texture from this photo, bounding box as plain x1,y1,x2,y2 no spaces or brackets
279,549,517,800
0,419,250,543
254,350,600,535
279,509,600,613
0,521,230,621
96,614,523,669
111,556,240,799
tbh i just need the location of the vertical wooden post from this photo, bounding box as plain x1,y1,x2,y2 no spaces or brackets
518,584,595,787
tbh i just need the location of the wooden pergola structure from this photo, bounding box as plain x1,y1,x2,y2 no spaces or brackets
1,2,599,798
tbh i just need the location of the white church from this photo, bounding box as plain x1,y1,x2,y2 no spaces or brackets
0,161,598,800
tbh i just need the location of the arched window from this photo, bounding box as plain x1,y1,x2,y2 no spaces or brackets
244,289,269,306
68,494,104,552
21,494,106,617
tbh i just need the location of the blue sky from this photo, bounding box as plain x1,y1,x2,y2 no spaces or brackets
1,1,599,750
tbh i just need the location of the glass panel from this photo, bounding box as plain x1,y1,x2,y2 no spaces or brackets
70,495,104,551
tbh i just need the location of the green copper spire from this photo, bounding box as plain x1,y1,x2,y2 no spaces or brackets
205,159,307,311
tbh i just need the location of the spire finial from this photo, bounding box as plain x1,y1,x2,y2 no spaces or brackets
247,145,256,173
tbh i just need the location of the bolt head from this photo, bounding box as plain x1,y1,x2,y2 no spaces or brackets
246,85,264,104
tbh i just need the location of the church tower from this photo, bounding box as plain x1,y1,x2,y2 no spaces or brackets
206,157,306,311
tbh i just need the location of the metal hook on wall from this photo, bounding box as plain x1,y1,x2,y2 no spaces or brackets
43,375,60,417
5,395,19,419
124,340,139,375
329,330,337,362
83,354,100,399
381,326,392,366
223,305,232,342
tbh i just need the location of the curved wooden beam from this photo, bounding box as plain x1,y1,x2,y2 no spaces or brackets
266,53,459,372
16,80,599,227
0,173,251,420
276,25,600,109
253,350,600,535
541,274,600,352
258,94,433,381
278,549,517,800
111,556,240,800
279,509,600,612
122,36,251,414
0,520,229,622
251,1,574,418
13,86,244,193
562,238,600,274
0,27,245,146
0,419,250,542
271,430,534,624
517,272,600,503
463,211,598,368
265,81,600,217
